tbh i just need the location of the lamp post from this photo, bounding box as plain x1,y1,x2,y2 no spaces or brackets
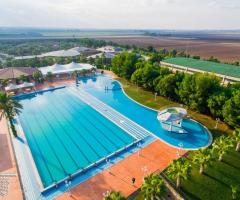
177,142,183,157
103,190,110,198
141,165,148,181
154,92,157,101
215,118,220,129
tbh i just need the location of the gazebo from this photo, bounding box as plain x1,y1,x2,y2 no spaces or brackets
157,107,187,133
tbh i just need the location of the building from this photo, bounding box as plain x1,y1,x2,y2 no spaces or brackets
161,57,240,83
0,67,40,80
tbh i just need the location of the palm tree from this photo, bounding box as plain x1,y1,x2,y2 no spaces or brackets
212,136,233,161
232,129,240,152
0,92,22,137
166,158,191,188
192,148,213,174
141,174,166,200
103,191,126,200
231,185,239,199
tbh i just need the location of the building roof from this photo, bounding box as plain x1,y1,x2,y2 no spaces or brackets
39,62,96,75
162,57,240,79
0,67,39,80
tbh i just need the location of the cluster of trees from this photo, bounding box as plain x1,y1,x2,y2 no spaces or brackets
1,53,112,70
0,38,112,56
111,52,240,128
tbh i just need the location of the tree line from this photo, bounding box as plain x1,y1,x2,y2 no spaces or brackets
111,51,240,129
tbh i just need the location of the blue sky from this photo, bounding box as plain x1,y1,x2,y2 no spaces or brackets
0,0,239,29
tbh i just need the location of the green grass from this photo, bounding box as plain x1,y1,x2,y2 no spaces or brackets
163,57,240,78
117,78,239,200
182,150,240,200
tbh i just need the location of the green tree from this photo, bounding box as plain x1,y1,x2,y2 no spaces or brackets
166,158,191,188
232,129,240,152
155,72,184,100
212,136,233,161
178,73,221,113
0,92,22,137
32,71,43,84
207,92,228,118
192,148,213,174
131,63,160,90
141,174,166,200
111,52,138,79
103,191,126,200
223,90,240,128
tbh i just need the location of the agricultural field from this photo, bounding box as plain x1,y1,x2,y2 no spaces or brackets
101,36,240,62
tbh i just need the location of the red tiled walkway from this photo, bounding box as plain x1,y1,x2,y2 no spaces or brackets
56,140,186,200
0,118,23,200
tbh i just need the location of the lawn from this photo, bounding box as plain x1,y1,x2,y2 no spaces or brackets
117,78,239,200
182,150,240,200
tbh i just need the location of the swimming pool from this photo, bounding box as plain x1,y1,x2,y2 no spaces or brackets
14,74,211,197
77,74,211,149
16,88,136,188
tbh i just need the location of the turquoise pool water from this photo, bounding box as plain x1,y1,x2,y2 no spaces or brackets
16,88,135,188
77,74,211,149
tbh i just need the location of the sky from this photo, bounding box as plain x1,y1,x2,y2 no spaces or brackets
0,0,239,29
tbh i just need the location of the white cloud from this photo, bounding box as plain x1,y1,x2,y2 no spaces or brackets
0,0,239,29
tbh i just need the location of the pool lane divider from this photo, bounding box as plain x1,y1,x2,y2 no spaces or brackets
67,86,153,140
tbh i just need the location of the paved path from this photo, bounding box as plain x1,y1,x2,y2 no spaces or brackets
0,118,23,200
57,140,186,200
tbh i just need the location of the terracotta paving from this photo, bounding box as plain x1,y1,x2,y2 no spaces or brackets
0,118,23,200
56,140,187,200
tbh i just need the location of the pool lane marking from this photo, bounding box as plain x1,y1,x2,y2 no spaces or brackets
18,111,55,186
68,87,151,140
68,87,143,140
42,94,96,165
65,94,132,145
29,105,68,177
61,92,130,147
40,102,84,170
44,93,105,159
49,91,113,155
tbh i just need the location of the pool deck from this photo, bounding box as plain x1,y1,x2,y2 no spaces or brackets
0,118,23,200
56,140,186,200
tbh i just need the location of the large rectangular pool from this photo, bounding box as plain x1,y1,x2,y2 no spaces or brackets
16,87,135,188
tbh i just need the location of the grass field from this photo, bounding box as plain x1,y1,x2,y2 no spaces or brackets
117,78,239,200
182,150,240,200
163,57,240,78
